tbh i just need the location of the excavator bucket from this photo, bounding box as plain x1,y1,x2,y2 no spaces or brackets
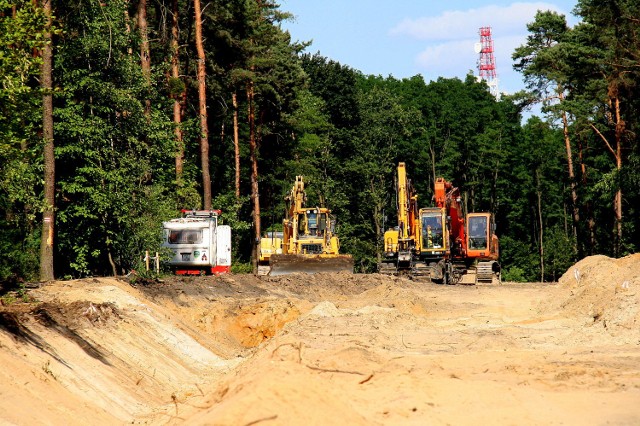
268,254,354,276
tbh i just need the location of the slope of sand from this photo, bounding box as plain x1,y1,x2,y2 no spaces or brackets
0,254,638,425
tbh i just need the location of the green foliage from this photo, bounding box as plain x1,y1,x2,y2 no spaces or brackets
50,0,177,277
285,89,336,205
514,2,639,258
0,0,51,283
543,226,577,282
0,224,40,283
0,1,47,101
0,280,34,303
212,192,252,263
2,0,638,283
167,77,186,98
502,266,528,283
231,262,253,274
499,236,539,282
512,10,571,103
341,84,421,262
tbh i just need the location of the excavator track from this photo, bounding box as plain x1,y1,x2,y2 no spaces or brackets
411,260,449,283
378,261,399,275
455,261,501,285
475,261,501,285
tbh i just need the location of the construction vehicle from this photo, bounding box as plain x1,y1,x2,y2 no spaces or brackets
463,212,500,284
433,178,500,284
258,176,353,276
257,231,283,275
379,163,449,281
162,209,231,275
380,163,500,284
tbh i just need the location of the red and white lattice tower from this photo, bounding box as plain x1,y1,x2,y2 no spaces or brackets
476,26,499,98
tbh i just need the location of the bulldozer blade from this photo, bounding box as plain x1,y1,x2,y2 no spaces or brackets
269,254,354,276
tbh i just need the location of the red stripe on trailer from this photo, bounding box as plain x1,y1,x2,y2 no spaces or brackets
211,265,231,275
174,269,202,275
174,266,231,276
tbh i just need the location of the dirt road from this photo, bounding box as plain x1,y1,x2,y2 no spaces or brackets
0,254,638,425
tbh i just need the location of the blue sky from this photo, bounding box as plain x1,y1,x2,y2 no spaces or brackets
280,1,580,96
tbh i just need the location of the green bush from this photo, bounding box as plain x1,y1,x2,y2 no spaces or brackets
231,262,253,274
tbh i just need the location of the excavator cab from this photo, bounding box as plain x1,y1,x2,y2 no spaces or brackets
464,212,500,284
420,209,446,250
306,210,318,235
409,207,449,279
298,209,325,237
467,214,489,251
466,213,498,259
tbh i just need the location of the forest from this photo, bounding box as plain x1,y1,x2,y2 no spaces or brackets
0,0,638,284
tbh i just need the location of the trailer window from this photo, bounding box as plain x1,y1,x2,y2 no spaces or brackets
168,230,202,244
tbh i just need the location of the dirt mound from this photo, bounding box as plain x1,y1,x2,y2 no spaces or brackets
556,254,640,334
1,271,639,425
0,278,238,424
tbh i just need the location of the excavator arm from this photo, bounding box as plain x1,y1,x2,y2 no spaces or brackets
379,163,423,274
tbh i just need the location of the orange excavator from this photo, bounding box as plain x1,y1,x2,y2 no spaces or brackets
433,178,500,284
380,163,500,284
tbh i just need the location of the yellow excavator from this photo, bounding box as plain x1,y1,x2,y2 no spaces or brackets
258,176,353,276
380,163,500,284
379,162,449,280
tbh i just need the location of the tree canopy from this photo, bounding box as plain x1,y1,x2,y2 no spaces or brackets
0,0,638,285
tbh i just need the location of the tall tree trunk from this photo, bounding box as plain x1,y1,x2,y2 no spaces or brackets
138,0,151,117
559,92,580,255
581,139,595,255
194,0,211,209
613,96,623,256
371,177,383,265
576,135,595,255
124,1,133,55
232,91,241,199
490,131,502,215
589,93,624,257
171,0,185,179
39,0,55,282
429,139,436,195
536,169,544,282
248,81,260,271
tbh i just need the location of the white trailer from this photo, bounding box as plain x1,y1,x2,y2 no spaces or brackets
162,209,231,275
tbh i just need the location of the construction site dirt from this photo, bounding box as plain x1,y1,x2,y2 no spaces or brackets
0,254,639,425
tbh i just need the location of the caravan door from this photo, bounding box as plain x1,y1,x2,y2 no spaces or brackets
214,225,232,274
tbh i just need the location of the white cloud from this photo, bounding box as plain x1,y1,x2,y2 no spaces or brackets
414,33,534,94
390,2,566,41
415,39,478,79
400,2,575,93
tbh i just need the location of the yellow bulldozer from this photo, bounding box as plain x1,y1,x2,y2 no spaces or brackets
258,176,353,276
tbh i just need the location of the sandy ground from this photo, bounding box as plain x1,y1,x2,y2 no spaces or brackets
0,254,639,425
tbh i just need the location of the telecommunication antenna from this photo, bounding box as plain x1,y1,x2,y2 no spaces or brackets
476,26,499,99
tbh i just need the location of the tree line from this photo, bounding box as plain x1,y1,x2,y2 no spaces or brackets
0,0,638,285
